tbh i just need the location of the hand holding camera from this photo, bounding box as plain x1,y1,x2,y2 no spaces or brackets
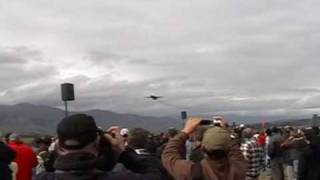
182,117,202,135
103,126,125,157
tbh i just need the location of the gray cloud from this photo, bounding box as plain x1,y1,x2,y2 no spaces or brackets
0,1,320,119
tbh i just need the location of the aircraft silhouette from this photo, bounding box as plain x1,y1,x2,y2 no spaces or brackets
145,95,163,100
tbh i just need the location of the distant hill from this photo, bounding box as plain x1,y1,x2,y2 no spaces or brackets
0,103,317,135
0,103,181,134
248,117,319,129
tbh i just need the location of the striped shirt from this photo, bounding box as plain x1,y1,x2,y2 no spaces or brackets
240,138,265,178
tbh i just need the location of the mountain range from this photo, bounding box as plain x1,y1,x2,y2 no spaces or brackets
0,103,316,135
0,103,181,134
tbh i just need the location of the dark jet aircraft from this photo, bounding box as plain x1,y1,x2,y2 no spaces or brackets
145,95,163,100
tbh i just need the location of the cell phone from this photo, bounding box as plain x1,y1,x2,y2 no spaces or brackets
200,119,213,126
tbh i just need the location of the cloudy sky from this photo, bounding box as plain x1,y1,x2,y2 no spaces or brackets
1,0,320,119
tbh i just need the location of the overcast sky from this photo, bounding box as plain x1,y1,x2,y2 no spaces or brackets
1,0,320,118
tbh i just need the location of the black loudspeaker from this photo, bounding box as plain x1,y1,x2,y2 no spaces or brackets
181,111,187,120
61,83,75,101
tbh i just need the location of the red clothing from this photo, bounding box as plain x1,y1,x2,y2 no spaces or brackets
257,133,266,146
9,141,38,180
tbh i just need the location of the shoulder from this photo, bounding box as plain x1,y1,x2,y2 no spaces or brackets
21,144,35,154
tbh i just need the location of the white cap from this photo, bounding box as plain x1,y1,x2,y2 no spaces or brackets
120,128,129,136
212,116,223,124
240,124,245,128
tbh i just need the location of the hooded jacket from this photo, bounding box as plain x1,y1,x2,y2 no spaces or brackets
35,149,162,180
162,132,247,180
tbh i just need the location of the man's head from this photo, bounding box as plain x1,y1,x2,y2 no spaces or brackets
128,128,150,149
201,127,231,159
9,133,21,142
212,116,224,127
57,114,99,151
271,127,281,134
36,136,53,152
167,128,178,139
242,128,254,139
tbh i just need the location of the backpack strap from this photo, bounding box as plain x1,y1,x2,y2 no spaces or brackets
191,162,203,180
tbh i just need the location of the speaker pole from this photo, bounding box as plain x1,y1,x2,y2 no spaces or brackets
64,101,68,117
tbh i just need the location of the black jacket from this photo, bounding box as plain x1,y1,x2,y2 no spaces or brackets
0,142,16,180
298,136,320,180
268,133,285,159
35,150,162,180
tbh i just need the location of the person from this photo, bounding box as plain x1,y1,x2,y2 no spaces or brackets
240,128,265,180
8,133,38,180
281,128,308,180
157,128,178,157
268,127,285,180
265,128,272,167
127,128,169,179
162,117,247,180
0,131,17,180
35,113,162,180
297,128,320,180
34,136,54,174
128,128,153,155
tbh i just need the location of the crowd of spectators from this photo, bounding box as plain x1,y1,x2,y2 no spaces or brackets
0,113,319,180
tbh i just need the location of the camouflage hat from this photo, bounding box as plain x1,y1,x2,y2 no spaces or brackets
201,127,231,151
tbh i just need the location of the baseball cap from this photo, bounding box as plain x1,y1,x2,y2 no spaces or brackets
57,114,99,150
201,127,231,151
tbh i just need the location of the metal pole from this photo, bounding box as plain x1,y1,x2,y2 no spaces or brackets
64,101,68,117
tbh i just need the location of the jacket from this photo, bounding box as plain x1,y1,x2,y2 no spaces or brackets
9,141,38,180
162,132,247,180
267,133,285,159
297,136,320,180
35,149,162,180
0,142,16,180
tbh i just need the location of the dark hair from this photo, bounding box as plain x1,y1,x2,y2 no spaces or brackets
167,128,178,138
128,128,150,149
265,128,272,136
4,133,12,144
41,136,53,146
271,127,280,134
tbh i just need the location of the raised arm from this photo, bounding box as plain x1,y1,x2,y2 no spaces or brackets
161,118,201,179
